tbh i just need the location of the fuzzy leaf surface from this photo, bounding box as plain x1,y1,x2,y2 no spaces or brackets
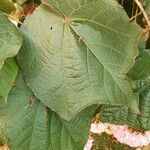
18,0,141,120
0,72,96,150
100,77,150,131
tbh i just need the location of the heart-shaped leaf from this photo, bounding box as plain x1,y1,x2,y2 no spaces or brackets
18,0,142,120
0,72,97,150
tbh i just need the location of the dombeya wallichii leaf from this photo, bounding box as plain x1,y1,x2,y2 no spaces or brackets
16,0,27,5
0,11,22,68
0,72,97,150
0,0,15,14
100,76,150,131
0,58,18,102
18,0,142,120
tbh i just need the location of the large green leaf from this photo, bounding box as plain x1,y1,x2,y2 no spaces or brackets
18,0,142,120
0,72,97,150
0,11,22,68
0,58,18,102
100,77,150,131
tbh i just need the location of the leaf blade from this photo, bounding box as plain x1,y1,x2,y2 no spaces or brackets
18,1,142,120
0,72,97,150
100,77,150,131
0,58,18,102
0,11,22,68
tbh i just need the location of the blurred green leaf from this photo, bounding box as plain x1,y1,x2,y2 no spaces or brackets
0,0,15,14
92,133,135,150
0,58,18,102
0,11,22,69
141,0,150,16
16,0,26,5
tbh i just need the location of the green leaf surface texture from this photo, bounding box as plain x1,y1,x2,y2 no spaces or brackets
18,0,142,120
0,58,18,102
0,0,15,14
0,72,97,150
0,12,22,68
100,77,150,131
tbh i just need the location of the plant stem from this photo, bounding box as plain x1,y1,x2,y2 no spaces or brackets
130,11,142,21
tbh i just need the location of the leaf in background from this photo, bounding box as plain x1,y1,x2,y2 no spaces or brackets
141,0,150,16
100,76,150,131
0,0,15,14
16,0,41,5
18,0,142,120
92,133,135,150
0,72,97,150
15,0,27,5
127,49,150,80
0,58,18,102
141,0,150,48
0,11,22,68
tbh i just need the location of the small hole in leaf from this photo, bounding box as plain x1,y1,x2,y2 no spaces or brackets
50,27,53,30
